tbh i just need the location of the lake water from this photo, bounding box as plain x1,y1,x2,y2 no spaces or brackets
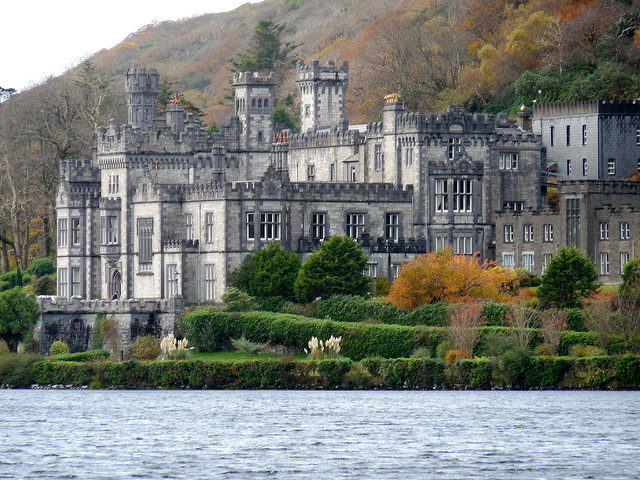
0,390,638,479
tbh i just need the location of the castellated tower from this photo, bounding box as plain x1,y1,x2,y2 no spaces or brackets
296,60,349,132
125,68,160,128
232,71,275,151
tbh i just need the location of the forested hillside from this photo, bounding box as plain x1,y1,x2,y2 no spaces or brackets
83,0,640,123
1,0,640,268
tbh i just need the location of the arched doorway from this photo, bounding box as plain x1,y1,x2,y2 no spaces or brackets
109,270,122,300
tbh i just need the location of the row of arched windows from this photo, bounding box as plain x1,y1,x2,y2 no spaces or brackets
235,97,270,113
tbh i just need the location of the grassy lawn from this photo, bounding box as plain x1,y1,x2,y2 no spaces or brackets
190,351,305,361
600,284,619,293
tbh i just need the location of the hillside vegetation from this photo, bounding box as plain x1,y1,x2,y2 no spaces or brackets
23,0,640,125
1,0,640,266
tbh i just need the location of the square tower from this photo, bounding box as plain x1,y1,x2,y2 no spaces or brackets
232,71,275,151
296,60,349,132
125,68,159,128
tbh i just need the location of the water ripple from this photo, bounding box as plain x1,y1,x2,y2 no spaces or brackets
0,390,639,479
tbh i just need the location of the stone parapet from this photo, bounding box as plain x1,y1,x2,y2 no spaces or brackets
38,296,184,314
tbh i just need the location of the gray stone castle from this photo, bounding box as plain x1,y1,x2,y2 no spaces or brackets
41,61,640,353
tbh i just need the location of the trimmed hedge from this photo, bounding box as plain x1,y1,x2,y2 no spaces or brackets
179,309,627,360
178,309,443,360
51,349,110,362
0,355,637,389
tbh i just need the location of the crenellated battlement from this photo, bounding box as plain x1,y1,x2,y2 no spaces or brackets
287,126,363,148
59,159,99,184
125,68,159,93
296,60,349,82
96,116,211,156
232,71,275,85
38,296,183,314
533,100,640,118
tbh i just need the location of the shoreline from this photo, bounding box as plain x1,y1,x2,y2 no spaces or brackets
1,355,638,390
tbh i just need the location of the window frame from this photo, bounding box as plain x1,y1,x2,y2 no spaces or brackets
57,218,68,248
435,179,448,213
346,213,365,239
259,212,282,241
503,225,514,243
453,179,472,213
204,212,214,244
246,212,255,241
311,212,326,241
137,218,154,265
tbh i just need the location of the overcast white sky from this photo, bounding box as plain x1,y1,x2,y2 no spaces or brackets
2,0,262,92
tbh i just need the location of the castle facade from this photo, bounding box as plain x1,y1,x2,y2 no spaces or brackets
41,61,640,353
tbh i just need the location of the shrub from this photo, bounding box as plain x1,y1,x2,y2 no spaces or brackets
615,355,640,387
436,340,454,360
404,302,449,326
569,344,607,358
49,341,70,356
281,301,318,318
525,356,570,387
507,305,537,349
514,268,541,288
445,349,470,363
387,250,515,309
317,358,353,386
0,353,42,387
447,302,484,353
0,339,8,354
541,309,567,355
496,348,534,388
410,347,432,358
455,359,493,388
565,308,585,331
0,287,40,350
29,257,55,277
559,331,599,355
231,336,271,355
228,243,301,300
32,275,56,296
343,363,374,388
0,271,30,291
538,246,599,308
317,295,405,324
476,329,513,357
221,288,257,312
294,236,371,302
380,358,445,388
482,301,509,327
130,335,161,361
255,296,287,313
372,277,392,297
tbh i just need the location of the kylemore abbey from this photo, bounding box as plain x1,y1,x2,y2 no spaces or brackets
40,60,640,352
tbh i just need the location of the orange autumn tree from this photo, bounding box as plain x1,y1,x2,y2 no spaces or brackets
387,249,516,310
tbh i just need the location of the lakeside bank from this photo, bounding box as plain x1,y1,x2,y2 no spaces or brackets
1,354,639,390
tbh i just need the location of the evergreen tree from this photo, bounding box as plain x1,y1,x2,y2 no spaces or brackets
294,236,371,303
232,20,296,73
537,247,599,308
0,287,39,351
229,242,301,300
